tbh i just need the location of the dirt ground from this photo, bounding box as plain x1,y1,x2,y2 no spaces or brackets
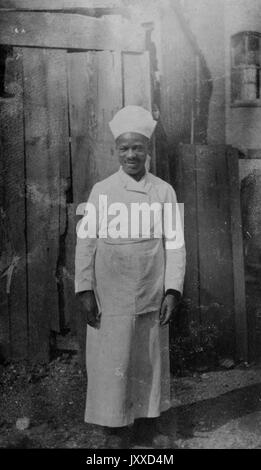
1,354,261,449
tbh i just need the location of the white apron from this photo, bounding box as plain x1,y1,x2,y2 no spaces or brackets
85,239,171,427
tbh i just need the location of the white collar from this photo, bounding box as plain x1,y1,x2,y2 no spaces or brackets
118,167,152,194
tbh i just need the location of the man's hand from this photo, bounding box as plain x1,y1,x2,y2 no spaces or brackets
159,293,180,326
78,291,100,329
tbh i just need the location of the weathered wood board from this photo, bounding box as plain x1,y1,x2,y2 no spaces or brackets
227,147,247,361
175,145,200,320
0,49,27,360
196,146,235,355
0,0,121,9
68,50,122,204
175,144,247,359
23,48,69,362
63,203,78,332
154,120,170,182
123,52,152,110
0,12,144,52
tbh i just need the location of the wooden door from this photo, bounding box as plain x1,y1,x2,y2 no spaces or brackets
0,11,152,363
175,144,247,363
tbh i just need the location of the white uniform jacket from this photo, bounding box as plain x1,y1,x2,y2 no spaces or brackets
75,167,186,317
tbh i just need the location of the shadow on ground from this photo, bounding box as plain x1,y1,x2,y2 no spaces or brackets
159,383,261,444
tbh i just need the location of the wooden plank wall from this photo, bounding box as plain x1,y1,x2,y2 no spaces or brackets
0,42,151,363
68,50,122,200
0,47,72,363
175,144,247,361
0,49,27,360
23,48,70,362
0,44,248,364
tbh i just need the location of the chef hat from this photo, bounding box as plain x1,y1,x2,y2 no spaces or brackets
109,105,157,140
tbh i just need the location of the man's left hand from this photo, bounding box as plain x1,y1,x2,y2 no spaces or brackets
159,294,180,326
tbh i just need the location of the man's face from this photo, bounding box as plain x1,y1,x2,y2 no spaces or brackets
116,132,149,179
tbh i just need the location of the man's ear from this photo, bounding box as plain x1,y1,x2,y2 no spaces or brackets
145,155,151,172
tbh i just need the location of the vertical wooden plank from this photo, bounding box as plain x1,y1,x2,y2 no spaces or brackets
48,50,70,336
68,50,122,205
67,50,123,363
227,147,248,362
159,10,198,147
0,162,11,360
23,48,69,362
55,52,71,338
61,202,86,367
170,144,200,372
197,145,235,357
123,51,152,110
175,144,200,319
67,52,98,205
154,119,170,183
95,51,123,178
0,275,9,361
0,48,27,360
0,111,11,361
63,203,77,333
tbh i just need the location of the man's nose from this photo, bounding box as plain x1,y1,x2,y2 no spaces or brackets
127,148,135,158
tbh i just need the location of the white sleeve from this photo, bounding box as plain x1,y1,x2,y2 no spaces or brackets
163,185,186,294
74,184,100,293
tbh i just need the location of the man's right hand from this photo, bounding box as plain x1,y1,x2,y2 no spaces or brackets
78,291,100,329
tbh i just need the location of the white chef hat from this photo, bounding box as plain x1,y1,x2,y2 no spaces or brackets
109,105,157,140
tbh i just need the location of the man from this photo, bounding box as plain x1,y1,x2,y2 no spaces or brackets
75,105,186,447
